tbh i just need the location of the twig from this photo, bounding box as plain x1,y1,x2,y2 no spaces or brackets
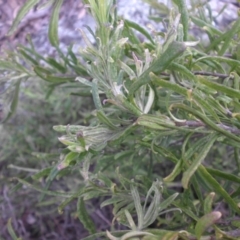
175,120,205,127
193,71,232,79
175,120,240,135
95,209,112,226
160,71,233,79
217,123,240,134
225,229,240,238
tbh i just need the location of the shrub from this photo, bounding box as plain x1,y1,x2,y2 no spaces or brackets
1,0,240,239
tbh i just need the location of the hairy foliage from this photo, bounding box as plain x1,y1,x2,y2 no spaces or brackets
1,0,240,239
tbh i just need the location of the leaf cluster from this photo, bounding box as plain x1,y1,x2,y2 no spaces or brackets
2,0,240,239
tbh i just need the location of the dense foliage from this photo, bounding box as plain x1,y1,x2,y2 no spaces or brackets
1,0,240,239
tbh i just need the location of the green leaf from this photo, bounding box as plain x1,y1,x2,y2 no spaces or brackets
7,219,21,240
119,60,136,80
77,197,96,234
198,165,240,214
218,18,240,55
159,193,179,212
34,66,74,83
110,125,137,145
57,152,79,170
136,116,174,130
190,16,222,35
18,47,39,65
15,178,72,197
164,160,182,182
182,133,219,189
194,56,240,70
142,0,169,15
43,75,75,83
18,44,46,62
203,192,215,214
129,41,186,95
169,62,196,82
96,111,118,130
198,77,240,100
32,167,52,180
2,79,21,123
124,19,154,44
124,209,137,230
107,229,155,239
0,59,30,74
92,79,103,110
123,22,141,45
48,0,63,47
195,211,222,240
143,230,179,240
82,231,129,240
37,0,55,10
131,185,144,230
58,187,87,213
76,77,93,87
7,0,40,35
154,77,219,122
206,167,240,184
173,202,198,221
46,57,67,73
143,182,161,228
101,196,126,208
172,103,240,143
173,0,189,41
150,73,188,96
34,65,53,75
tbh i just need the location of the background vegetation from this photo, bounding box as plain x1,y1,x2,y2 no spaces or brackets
1,0,240,239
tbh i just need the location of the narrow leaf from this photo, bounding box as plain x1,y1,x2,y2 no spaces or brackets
182,133,218,189
206,167,240,184
198,77,240,100
194,56,240,69
131,185,143,230
172,103,240,142
48,0,63,47
7,0,40,35
16,178,72,197
129,41,186,95
198,165,240,214
203,192,215,214
32,167,52,180
125,19,154,44
96,111,118,130
18,47,39,65
77,197,96,234
190,16,222,35
7,219,21,240
173,0,189,41
76,77,93,87
2,80,21,123
143,230,179,240
43,75,75,83
219,18,240,55
46,57,66,73
195,211,222,240
164,160,182,182
92,79,103,110
159,193,179,212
